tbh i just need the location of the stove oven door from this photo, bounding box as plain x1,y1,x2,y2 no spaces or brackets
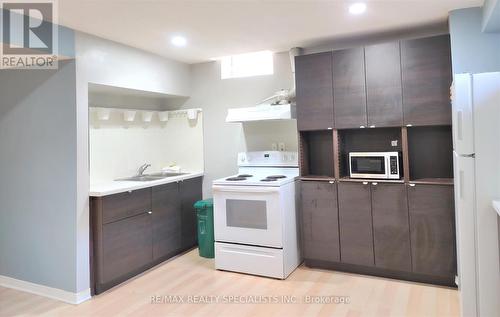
212,185,283,248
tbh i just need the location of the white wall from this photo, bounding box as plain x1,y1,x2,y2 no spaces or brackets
76,32,190,96
90,110,204,182
185,51,297,197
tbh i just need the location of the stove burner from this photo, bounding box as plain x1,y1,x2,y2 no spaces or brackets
266,175,287,179
237,174,253,178
226,177,247,181
260,178,277,182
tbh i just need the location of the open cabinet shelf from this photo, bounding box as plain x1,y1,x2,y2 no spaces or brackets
299,130,335,178
298,126,454,185
338,127,404,179
407,126,454,183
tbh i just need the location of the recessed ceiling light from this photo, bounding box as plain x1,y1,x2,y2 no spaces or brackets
171,36,187,47
349,2,367,15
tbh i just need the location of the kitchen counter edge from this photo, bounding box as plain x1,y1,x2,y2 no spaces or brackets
89,172,204,197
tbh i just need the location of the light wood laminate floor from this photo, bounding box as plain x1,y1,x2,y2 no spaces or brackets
0,249,459,317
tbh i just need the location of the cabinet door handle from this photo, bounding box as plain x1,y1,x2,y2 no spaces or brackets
409,183,416,187
372,182,378,186
406,124,413,127
362,181,368,185
329,180,335,184
360,125,366,129
148,211,153,214
369,125,375,128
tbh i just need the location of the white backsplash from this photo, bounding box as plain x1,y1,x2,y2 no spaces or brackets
90,109,204,182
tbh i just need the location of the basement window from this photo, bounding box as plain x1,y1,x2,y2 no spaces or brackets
220,51,274,79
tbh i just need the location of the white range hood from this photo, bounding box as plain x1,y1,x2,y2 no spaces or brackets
226,103,294,123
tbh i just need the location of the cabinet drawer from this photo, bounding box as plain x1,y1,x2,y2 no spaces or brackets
102,188,152,224
215,242,285,279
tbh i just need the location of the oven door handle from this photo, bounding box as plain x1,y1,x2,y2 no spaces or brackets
212,185,281,193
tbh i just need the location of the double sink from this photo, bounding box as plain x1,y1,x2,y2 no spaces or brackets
116,172,187,182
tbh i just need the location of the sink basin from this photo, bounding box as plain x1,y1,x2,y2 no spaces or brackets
116,172,188,182
116,175,166,182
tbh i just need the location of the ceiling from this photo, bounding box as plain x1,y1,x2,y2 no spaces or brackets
59,0,483,64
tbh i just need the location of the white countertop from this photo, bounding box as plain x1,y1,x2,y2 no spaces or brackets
493,200,500,217
90,172,204,197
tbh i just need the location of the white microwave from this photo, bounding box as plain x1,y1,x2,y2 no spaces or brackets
349,152,400,179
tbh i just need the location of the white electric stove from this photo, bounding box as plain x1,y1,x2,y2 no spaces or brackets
212,151,301,279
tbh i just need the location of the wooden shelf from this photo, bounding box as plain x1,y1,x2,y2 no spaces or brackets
300,176,336,182
338,177,405,184
409,178,454,185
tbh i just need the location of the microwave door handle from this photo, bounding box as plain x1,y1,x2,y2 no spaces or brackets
385,156,390,178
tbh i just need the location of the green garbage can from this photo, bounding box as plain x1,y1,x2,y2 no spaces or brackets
194,199,215,258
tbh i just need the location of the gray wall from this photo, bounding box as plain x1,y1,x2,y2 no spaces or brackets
0,60,78,292
449,7,500,74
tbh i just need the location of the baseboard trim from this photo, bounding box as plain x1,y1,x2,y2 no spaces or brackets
0,275,91,304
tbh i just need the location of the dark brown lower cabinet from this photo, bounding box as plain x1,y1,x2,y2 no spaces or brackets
301,181,340,262
180,177,203,250
152,183,181,261
101,213,153,286
91,177,203,294
302,179,456,286
371,183,411,271
408,184,456,278
338,182,374,266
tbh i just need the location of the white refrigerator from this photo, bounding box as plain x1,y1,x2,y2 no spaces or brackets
452,72,500,317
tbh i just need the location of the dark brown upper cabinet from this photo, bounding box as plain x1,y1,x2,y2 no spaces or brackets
371,183,411,272
152,183,182,261
365,42,403,127
333,47,367,129
338,182,374,266
301,181,340,263
408,184,456,278
295,52,334,131
401,35,453,126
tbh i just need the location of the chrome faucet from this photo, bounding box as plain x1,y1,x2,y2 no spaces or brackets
137,163,151,176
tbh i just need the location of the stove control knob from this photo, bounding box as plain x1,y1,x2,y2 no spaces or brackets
238,153,247,163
